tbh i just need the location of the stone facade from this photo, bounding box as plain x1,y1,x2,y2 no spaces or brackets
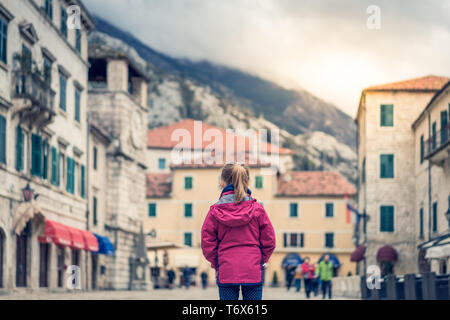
88,54,149,289
0,0,94,292
356,76,449,275
413,83,450,274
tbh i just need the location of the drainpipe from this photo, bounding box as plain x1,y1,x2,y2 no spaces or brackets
427,110,432,241
85,111,91,290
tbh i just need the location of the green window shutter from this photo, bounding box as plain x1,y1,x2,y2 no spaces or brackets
380,154,394,178
42,139,49,180
59,74,66,111
184,176,192,189
16,125,23,171
255,176,263,189
51,147,57,185
283,233,287,247
184,203,192,217
184,233,192,247
325,203,334,217
93,196,97,226
0,115,6,164
300,233,304,247
148,203,156,217
380,104,394,127
420,135,424,164
441,110,448,143
290,203,298,217
93,146,97,170
66,157,73,193
380,206,394,232
74,89,80,122
432,122,437,150
0,17,8,64
31,134,42,177
432,202,437,232
325,233,334,248
80,164,85,198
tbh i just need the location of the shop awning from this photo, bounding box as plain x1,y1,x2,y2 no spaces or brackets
282,253,303,268
425,240,450,259
376,245,398,262
93,233,115,255
82,230,99,252
67,226,86,250
39,219,98,251
39,219,71,247
350,245,366,262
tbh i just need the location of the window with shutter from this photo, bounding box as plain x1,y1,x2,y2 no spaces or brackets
184,232,192,247
42,139,49,180
420,135,424,164
380,206,394,232
380,154,394,178
66,157,73,193
59,74,67,111
0,17,8,64
0,115,5,164
31,134,42,177
419,208,424,238
255,176,263,189
184,203,193,218
148,203,156,217
16,125,23,171
80,165,85,198
283,233,287,247
184,176,193,189
93,196,97,226
325,233,334,248
289,203,298,217
51,147,57,185
299,233,304,247
325,203,334,217
432,202,437,233
74,89,81,122
380,104,394,127
441,110,448,144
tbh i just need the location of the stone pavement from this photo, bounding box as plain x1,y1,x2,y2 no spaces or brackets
0,286,355,300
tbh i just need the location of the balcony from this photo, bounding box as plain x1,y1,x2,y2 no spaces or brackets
12,70,56,127
424,125,450,164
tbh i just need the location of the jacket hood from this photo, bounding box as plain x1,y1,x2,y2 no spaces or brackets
211,198,258,227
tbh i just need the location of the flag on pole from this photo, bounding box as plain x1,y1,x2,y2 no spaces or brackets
345,195,360,224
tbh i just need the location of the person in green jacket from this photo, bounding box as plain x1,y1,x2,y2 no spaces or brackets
318,254,334,299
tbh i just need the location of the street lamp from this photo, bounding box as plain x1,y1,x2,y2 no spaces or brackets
21,183,34,202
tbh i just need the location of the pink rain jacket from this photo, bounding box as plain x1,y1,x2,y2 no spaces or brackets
201,191,276,285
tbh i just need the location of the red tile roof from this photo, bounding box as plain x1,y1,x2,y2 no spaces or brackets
146,173,172,198
364,75,449,92
276,171,356,197
147,119,294,155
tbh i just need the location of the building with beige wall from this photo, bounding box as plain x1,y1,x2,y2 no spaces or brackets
413,80,450,274
356,75,449,276
0,0,95,292
145,120,357,286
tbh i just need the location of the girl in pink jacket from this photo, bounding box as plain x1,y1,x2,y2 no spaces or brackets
201,163,276,300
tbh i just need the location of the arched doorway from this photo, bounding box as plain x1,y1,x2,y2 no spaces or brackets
16,222,31,287
0,228,5,288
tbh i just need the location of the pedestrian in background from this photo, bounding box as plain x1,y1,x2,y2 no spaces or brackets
183,267,192,289
201,163,276,300
294,264,303,292
167,268,176,289
286,264,296,291
318,254,334,299
201,271,208,289
312,263,320,296
301,257,315,298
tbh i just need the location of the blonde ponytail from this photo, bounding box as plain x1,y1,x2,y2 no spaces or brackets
231,164,249,203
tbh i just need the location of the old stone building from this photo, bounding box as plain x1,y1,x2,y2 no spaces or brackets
0,0,96,292
87,43,150,290
413,80,450,274
355,75,449,275
144,120,357,286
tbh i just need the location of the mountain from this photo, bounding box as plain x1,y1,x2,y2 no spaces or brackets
89,16,357,182
93,16,356,147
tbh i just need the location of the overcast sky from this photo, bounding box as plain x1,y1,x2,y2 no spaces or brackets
85,0,450,117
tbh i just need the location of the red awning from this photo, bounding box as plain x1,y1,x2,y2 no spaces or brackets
350,245,365,262
81,230,99,252
377,245,398,262
39,219,72,247
67,226,86,250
